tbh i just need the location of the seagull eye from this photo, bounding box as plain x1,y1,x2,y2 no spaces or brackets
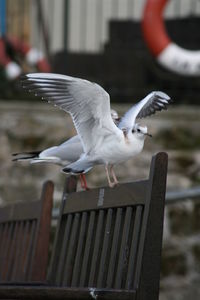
137,128,141,132
132,129,135,133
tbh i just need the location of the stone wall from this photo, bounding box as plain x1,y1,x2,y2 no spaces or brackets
0,101,200,299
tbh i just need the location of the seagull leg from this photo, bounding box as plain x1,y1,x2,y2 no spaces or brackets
79,174,90,190
79,174,84,189
110,165,119,185
105,165,115,188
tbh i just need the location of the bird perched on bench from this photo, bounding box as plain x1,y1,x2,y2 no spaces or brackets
12,109,120,190
15,73,172,188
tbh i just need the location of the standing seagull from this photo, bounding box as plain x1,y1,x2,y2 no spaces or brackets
20,73,172,187
12,109,120,189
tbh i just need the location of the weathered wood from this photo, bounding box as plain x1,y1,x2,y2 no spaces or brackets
11,221,24,280
56,214,73,285
6,221,20,280
136,152,168,300
97,208,113,288
63,180,147,214
45,152,167,298
15,221,30,281
71,212,87,287
0,223,12,280
0,201,41,222
0,180,54,283
125,206,143,289
62,212,80,286
88,209,105,287
23,220,36,280
31,181,54,281
47,176,77,284
0,152,168,300
106,208,123,288
0,285,136,300
114,207,133,289
79,211,96,287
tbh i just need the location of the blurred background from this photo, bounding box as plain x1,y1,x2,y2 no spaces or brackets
0,0,200,299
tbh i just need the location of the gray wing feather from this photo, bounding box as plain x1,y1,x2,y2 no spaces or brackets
21,73,121,154
40,136,83,163
118,91,172,129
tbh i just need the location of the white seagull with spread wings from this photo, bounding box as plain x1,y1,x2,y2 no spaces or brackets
12,109,119,189
18,73,172,187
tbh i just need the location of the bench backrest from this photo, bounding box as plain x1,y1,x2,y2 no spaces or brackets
0,181,54,283
48,152,167,299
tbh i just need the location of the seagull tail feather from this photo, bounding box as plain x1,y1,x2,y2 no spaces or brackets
12,151,41,162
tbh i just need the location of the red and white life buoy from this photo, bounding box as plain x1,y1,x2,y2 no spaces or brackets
0,38,21,79
0,37,51,80
142,0,200,76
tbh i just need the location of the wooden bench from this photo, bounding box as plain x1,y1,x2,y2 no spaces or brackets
0,181,54,283
0,152,168,300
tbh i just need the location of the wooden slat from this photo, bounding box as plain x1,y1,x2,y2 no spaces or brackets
24,220,37,280
97,208,113,288
79,211,96,287
0,285,136,300
88,210,105,287
0,223,3,236
6,222,19,280
0,180,54,284
31,181,54,281
47,176,77,284
1,223,13,281
63,181,147,214
126,206,143,289
62,213,80,286
71,212,88,287
11,221,24,280
0,201,41,223
114,207,133,289
0,223,9,280
16,221,30,281
0,223,5,244
55,215,73,285
106,208,123,288
0,223,8,254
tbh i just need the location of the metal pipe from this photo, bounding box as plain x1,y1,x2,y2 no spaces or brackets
166,186,200,204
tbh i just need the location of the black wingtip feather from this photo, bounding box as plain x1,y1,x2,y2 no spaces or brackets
62,167,84,175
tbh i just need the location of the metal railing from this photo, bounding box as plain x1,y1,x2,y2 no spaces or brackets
166,186,200,204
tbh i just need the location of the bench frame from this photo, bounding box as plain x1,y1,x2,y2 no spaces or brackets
0,181,54,283
0,152,168,300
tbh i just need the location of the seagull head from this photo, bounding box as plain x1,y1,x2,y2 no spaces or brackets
131,124,152,139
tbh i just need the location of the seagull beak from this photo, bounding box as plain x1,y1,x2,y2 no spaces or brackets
145,133,152,138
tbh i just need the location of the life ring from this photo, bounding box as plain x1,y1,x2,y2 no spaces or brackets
0,37,21,79
142,0,200,76
0,37,51,80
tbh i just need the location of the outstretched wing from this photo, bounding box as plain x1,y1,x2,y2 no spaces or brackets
118,91,172,130
21,73,121,154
